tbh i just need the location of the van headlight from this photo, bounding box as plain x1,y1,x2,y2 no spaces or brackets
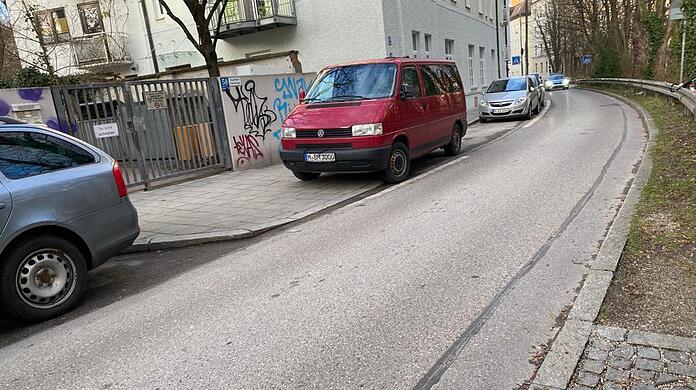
282,127,296,138
352,123,383,136
515,96,527,105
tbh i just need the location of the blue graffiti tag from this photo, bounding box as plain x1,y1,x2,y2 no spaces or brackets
272,76,308,140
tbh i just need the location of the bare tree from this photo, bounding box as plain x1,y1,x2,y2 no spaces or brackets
158,0,230,77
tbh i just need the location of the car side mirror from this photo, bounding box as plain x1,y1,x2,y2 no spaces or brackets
298,89,306,103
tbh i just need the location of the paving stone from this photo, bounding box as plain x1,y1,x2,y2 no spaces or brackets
655,373,682,386
637,346,661,360
593,337,615,351
608,356,633,370
667,362,696,377
612,345,636,360
672,387,692,390
582,358,606,374
602,383,623,390
576,371,600,387
631,385,657,390
597,325,628,342
632,369,657,381
569,385,593,390
587,348,609,361
664,350,692,364
628,331,696,352
606,367,630,382
635,357,664,372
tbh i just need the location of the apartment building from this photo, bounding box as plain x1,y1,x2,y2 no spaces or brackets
9,0,510,103
508,0,550,77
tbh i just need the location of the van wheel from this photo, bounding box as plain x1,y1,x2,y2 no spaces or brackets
444,124,463,156
0,235,87,322
293,171,321,181
383,143,410,184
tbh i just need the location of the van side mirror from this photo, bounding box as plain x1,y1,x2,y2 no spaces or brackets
298,89,306,103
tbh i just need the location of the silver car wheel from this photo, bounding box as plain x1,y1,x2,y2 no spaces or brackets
16,249,77,309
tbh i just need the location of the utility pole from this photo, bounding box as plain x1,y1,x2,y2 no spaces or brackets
140,0,160,74
495,0,501,78
680,19,686,82
524,0,529,76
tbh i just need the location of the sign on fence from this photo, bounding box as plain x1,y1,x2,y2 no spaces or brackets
143,90,168,110
93,122,119,138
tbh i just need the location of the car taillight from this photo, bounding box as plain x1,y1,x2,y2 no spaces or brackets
112,162,128,197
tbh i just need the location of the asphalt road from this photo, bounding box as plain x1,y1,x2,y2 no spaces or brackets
0,89,646,390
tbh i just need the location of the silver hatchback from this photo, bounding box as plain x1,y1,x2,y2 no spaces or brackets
0,119,139,322
479,76,541,122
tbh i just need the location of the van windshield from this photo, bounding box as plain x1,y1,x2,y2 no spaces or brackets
304,64,397,102
486,78,527,93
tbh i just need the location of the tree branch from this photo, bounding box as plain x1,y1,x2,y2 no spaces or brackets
158,0,201,51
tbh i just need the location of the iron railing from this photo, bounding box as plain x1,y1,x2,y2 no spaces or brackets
72,32,131,69
212,0,296,32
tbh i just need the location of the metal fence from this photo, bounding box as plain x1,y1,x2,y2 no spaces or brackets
577,78,696,119
54,78,230,189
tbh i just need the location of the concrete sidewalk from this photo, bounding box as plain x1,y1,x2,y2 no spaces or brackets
129,165,381,251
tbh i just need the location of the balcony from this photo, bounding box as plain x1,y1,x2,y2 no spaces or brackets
212,0,297,38
72,32,132,71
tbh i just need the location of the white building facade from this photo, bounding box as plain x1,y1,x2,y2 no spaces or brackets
10,0,509,106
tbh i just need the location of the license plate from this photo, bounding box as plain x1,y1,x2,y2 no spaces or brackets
305,152,336,162
491,108,508,114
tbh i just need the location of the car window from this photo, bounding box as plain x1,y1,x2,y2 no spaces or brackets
421,65,447,96
304,63,397,102
0,131,96,180
400,66,422,98
443,65,463,93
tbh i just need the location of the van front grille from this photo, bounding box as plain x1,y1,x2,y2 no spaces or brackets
296,128,352,138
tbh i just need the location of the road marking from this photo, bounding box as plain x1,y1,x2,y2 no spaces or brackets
523,99,552,128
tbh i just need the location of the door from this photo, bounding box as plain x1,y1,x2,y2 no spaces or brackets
419,64,451,146
0,180,11,236
395,65,429,154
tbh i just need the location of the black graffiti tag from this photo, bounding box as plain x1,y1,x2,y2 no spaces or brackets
226,80,278,140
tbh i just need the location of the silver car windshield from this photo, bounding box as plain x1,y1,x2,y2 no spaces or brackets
487,78,527,93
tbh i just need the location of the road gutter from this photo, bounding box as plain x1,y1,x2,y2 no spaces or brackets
530,90,657,389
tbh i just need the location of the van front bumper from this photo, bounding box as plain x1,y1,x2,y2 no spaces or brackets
280,145,392,173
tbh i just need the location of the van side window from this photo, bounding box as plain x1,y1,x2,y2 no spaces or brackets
421,65,447,96
400,66,422,98
443,65,464,93
0,131,95,180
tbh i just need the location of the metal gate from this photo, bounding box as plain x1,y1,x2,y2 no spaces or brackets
54,78,230,189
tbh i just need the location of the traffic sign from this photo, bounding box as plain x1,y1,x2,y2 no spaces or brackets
582,55,592,65
512,56,521,65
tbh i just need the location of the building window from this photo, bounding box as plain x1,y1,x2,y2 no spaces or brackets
479,47,485,86
412,31,420,58
468,44,475,87
424,34,432,58
445,39,454,60
34,8,70,44
77,2,104,34
153,0,166,20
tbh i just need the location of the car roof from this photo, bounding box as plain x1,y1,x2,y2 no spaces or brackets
323,57,456,69
0,120,107,159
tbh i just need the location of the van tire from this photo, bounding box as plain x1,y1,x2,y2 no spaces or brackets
0,235,87,322
444,124,463,156
293,171,321,181
383,143,410,184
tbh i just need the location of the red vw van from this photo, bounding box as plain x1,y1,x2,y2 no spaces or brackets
279,58,467,183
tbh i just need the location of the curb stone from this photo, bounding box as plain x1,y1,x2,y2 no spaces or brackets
530,89,657,389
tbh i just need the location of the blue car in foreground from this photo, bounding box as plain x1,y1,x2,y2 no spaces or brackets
0,118,139,322
545,74,571,90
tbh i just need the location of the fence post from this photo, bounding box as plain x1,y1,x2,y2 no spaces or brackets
122,82,152,189
208,77,233,170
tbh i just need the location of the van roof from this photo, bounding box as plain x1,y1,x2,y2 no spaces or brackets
323,57,456,69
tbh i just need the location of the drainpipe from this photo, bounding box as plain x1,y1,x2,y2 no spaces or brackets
494,0,501,78
140,0,160,74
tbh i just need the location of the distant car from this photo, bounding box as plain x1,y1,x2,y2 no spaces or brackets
479,76,541,122
0,118,139,322
545,74,570,90
528,72,547,106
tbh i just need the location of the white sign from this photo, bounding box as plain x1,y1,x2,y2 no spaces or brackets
229,77,242,87
670,0,684,19
93,123,119,139
144,90,168,110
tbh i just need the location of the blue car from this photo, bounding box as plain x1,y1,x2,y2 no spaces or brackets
0,118,139,322
545,74,571,90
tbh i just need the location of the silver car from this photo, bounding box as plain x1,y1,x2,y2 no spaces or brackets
479,76,541,122
0,118,139,322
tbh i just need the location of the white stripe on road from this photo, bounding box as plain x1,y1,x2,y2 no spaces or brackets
523,99,552,128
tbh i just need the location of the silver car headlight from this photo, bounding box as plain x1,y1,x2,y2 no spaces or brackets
282,127,296,138
516,96,527,105
352,123,383,136
480,100,488,107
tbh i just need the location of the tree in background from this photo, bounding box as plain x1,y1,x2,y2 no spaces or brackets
158,0,229,77
683,0,696,80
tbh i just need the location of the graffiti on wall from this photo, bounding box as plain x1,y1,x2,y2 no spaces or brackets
272,76,309,140
225,80,278,141
232,134,264,167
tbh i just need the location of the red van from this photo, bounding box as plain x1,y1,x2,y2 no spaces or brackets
279,58,467,183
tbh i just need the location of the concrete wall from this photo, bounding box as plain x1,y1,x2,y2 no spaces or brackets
219,72,315,170
0,87,62,130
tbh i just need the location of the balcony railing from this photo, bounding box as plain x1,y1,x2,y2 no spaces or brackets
212,0,297,38
72,32,132,70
